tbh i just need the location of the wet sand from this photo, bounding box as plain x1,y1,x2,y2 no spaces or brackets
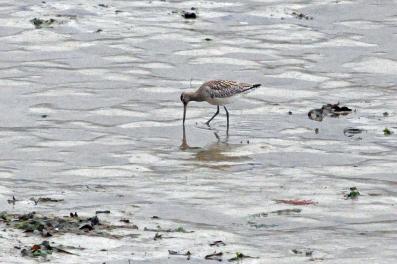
0,0,397,263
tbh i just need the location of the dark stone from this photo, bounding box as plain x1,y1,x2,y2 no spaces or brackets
182,12,197,19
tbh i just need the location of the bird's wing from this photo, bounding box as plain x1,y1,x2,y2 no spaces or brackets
202,80,261,99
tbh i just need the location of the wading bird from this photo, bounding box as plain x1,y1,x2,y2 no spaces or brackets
180,80,261,129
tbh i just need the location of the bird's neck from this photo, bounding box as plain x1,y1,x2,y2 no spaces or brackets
187,91,204,102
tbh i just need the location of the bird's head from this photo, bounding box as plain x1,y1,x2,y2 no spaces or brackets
180,92,191,105
180,92,190,125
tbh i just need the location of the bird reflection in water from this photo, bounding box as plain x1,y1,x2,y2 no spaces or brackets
180,125,248,167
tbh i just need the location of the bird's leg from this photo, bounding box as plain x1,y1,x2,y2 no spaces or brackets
224,106,229,132
213,132,220,142
180,124,189,150
205,106,219,126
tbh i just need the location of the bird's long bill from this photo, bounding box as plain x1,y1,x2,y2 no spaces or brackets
182,103,187,125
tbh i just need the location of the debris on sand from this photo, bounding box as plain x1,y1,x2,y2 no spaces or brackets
205,251,223,261
345,187,360,199
343,128,365,138
383,128,392,136
383,112,389,117
322,103,352,116
275,199,317,205
30,18,56,29
20,240,78,258
30,197,64,205
55,14,77,19
182,11,197,19
228,252,258,262
30,16,73,29
144,225,193,233
251,208,302,218
291,11,313,20
308,103,352,122
154,232,162,240
0,211,137,239
210,240,226,247
247,221,277,229
168,250,191,260
7,196,17,205
0,211,11,222
291,248,313,256
153,232,175,240
95,210,110,214
174,226,192,233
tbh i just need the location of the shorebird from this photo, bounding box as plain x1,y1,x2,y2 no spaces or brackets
180,80,261,129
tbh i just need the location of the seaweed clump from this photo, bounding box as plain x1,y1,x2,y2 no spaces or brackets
30,18,56,29
308,103,352,122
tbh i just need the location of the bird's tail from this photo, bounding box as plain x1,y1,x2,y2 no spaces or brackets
242,83,261,93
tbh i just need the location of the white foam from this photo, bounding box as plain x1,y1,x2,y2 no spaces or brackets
190,57,260,67
267,71,329,82
344,57,397,74
92,108,147,117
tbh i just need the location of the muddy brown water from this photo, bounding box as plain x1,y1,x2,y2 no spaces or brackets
0,0,397,263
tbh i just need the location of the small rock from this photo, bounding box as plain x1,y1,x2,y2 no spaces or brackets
308,103,352,121
182,12,197,19
21,248,29,256
70,212,78,218
308,109,323,121
89,216,100,226
79,223,94,231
